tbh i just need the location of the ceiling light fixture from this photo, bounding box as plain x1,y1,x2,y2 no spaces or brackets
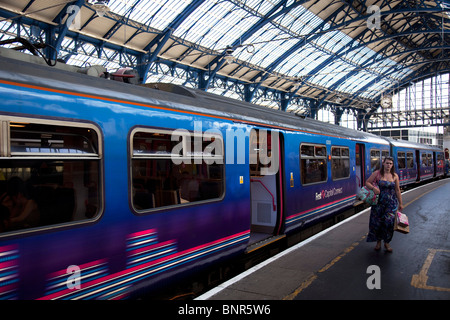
224,46,234,64
90,0,110,17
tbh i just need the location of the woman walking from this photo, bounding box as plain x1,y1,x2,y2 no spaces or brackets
365,156,403,252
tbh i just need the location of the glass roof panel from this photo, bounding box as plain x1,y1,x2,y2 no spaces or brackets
100,1,416,101
277,4,321,36
315,30,351,53
245,0,277,17
235,4,327,69
0,0,424,106
307,60,350,87
234,26,297,68
109,0,191,31
342,74,375,93
277,45,330,78
361,79,394,99
173,1,257,51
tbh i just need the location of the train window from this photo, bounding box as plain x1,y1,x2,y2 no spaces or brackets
315,146,326,157
331,146,350,180
300,144,327,185
0,118,102,235
9,123,98,156
300,145,314,157
421,153,428,167
427,153,432,166
249,129,278,176
437,153,444,166
397,152,406,169
407,152,414,168
370,149,381,171
130,128,224,212
382,150,390,160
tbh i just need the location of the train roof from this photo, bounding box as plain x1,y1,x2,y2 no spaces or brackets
382,137,442,151
162,83,389,145
0,51,388,145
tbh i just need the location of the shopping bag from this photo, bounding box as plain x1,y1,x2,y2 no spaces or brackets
397,212,409,227
394,212,410,234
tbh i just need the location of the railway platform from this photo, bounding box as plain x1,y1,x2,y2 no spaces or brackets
197,178,450,300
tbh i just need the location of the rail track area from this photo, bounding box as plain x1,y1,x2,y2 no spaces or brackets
195,178,450,301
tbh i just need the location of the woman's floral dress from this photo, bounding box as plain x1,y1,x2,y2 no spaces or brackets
367,180,399,243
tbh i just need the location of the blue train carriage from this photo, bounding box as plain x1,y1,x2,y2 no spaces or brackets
434,148,445,178
362,135,391,182
3,48,440,300
0,52,260,299
0,50,381,299
385,138,419,186
415,144,435,182
415,142,440,182
387,138,444,185
282,119,389,233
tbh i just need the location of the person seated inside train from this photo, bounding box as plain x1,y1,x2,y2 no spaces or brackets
0,176,40,231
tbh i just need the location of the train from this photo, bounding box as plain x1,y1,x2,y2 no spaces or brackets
0,48,445,300
386,138,444,186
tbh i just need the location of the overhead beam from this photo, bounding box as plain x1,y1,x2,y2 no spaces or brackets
199,0,311,92
315,1,448,106
139,0,206,82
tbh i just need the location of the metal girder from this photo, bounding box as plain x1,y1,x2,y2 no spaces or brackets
0,6,143,65
245,1,449,109
361,63,450,130
392,61,450,93
138,0,205,83
0,0,449,125
50,0,86,61
146,57,321,114
102,0,145,40
316,1,449,107
315,4,448,69
307,28,450,87
0,7,49,32
352,57,450,105
245,6,346,103
368,106,450,129
199,0,310,92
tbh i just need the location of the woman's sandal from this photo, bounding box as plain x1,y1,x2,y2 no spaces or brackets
384,243,393,252
374,242,381,251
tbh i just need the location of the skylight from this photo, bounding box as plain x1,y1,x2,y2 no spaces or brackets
76,0,413,101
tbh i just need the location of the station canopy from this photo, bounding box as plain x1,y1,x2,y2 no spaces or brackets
0,0,449,115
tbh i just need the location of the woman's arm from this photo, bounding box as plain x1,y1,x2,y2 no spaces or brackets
365,170,380,195
394,174,404,211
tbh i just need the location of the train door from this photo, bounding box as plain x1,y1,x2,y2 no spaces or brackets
355,143,365,189
415,150,421,181
248,129,283,246
433,152,437,177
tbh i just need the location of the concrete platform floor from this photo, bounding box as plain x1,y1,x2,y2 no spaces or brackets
197,178,450,300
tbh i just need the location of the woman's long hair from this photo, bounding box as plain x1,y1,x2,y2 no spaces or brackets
380,156,395,176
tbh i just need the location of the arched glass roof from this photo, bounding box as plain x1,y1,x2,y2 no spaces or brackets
0,0,449,119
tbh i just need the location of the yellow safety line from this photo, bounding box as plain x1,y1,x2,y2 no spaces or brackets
411,249,450,292
283,234,366,300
